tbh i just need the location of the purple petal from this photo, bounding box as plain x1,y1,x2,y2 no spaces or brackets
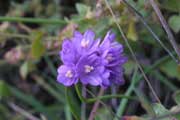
88,75,102,86
73,30,83,38
83,29,95,42
57,65,78,86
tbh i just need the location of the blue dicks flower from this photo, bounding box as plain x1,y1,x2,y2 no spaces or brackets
57,65,78,86
57,29,127,87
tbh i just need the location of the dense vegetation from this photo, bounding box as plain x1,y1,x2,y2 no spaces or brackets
0,0,180,120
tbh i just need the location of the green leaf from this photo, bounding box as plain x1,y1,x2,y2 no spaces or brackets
31,32,45,59
173,90,180,105
77,18,96,32
19,62,28,79
93,17,110,36
152,103,173,120
161,0,180,12
0,81,11,99
127,21,138,41
160,60,180,80
19,61,35,79
152,104,169,120
75,3,90,17
170,105,180,119
152,103,169,114
66,87,80,120
169,15,180,33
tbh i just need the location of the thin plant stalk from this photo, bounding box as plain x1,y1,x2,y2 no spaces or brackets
148,0,180,61
152,71,178,91
8,102,40,120
65,105,73,120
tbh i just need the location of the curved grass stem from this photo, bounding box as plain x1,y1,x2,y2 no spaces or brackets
75,84,86,102
86,94,137,103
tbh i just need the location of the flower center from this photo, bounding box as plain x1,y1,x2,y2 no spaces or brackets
81,39,89,48
65,70,73,78
106,54,113,61
84,65,94,73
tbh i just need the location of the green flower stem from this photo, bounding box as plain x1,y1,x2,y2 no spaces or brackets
65,105,73,120
75,85,86,102
75,84,137,103
0,16,67,25
114,66,138,120
86,94,137,103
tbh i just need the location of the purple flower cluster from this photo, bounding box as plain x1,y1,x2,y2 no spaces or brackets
57,29,127,87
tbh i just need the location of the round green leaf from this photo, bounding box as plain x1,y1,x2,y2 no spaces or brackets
169,15,180,33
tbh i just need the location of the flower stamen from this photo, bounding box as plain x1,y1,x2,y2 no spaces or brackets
106,54,113,61
84,65,94,73
65,70,73,78
81,39,89,48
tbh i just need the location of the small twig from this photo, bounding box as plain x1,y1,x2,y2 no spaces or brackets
88,87,105,120
18,23,33,33
148,0,180,62
8,102,40,120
